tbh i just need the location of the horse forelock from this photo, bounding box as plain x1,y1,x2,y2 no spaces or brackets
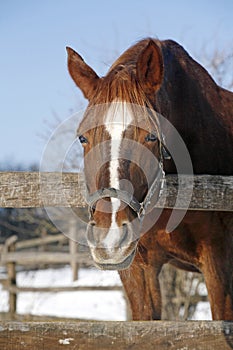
79,74,161,143
77,38,165,139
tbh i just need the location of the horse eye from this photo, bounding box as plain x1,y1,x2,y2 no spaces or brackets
79,135,88,144
145,133,157,142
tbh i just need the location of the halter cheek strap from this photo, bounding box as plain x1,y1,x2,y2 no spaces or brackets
138,163,165,217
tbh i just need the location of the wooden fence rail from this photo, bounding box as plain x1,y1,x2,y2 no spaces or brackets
1,251,91,265
0,171,233,210
15,233,67,250
0,321,233,350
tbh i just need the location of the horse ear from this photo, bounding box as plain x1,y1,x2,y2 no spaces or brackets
66,47,100,100
136,40,164,94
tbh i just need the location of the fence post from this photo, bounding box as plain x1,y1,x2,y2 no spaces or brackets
69,220,79,281
39,227,48,251
5,236,18,315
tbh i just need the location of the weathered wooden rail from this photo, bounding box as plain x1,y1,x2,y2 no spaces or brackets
0,321,233,350
0,171,233,210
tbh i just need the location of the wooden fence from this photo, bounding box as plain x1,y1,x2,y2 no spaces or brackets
0,321,233,349
0,172,233,210
0,233,122,316
0,171,233,349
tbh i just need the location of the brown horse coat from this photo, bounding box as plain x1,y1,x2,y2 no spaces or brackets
67,38,233,320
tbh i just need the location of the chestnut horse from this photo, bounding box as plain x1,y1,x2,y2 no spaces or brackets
67,38,233,320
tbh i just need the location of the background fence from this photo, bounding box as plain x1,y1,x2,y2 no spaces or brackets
0,230,123,317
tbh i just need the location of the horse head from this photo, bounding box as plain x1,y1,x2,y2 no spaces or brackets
67,40,166,270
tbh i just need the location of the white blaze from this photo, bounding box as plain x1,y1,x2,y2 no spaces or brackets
103,102,133,249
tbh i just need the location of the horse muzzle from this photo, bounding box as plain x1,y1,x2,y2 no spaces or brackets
86,220,138,270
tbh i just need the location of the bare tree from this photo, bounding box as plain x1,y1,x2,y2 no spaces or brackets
201,45,233,91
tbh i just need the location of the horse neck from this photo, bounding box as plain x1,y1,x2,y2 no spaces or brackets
156,40,233,175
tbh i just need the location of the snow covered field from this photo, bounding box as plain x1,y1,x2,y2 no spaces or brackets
0,265,211,320
0,266,126,320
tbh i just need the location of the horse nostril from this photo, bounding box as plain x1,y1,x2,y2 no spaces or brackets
120,223,128,248
87,221,96,245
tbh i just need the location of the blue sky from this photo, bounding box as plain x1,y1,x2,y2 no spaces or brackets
0,0,232,168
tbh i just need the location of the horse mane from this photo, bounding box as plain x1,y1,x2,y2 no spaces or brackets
156,39,233,174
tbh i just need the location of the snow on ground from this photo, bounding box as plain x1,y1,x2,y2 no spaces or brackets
190,302,211,320
0,265,211,320
0,266,126,320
